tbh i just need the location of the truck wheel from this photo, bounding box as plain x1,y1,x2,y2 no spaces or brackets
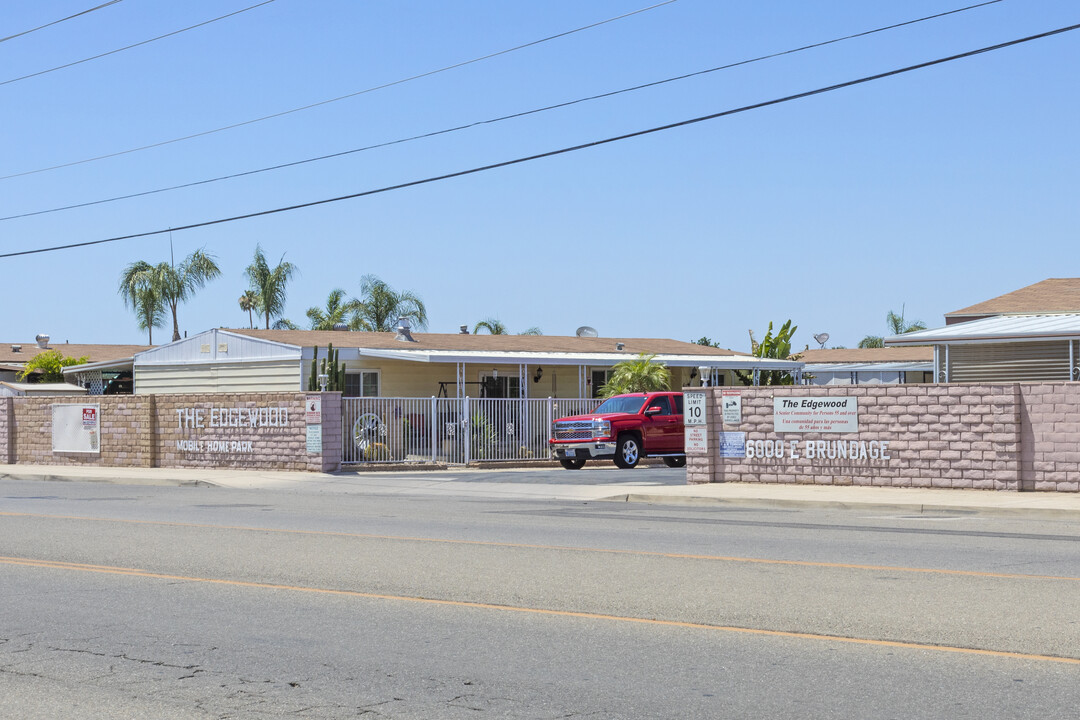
560,458,586,470
614,435,640,469
662,456,686,468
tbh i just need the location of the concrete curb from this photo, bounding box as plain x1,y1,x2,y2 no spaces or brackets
609,492,1080,518
0,471,210,488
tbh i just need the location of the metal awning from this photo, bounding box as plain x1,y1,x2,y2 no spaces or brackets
346,348,804,370
886,314,1080,346
804,361,933,373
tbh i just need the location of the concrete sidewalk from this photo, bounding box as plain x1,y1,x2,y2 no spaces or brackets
3,464,1080,517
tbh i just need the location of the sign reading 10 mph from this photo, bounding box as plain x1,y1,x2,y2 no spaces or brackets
684,392,706,426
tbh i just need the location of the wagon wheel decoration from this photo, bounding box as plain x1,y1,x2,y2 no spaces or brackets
353,413,386,451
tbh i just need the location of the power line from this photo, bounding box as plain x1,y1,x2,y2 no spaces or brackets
0,1,123,44
0,0,679,181
0,1,277,88
0,0,1007,222
2,20,1076,261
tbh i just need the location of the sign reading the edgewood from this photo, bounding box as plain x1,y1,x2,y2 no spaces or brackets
174,404,291,455
773,397,858,433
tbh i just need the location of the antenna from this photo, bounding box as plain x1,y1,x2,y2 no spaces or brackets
575,326,598,338
813,333,830,349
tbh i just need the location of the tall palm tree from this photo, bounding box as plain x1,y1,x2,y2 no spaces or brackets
600,353,671,397
119,261,165,344
244,245,298,330
238,290,258,329
353,274,427,332
307,289,361,330
473,318,507,335
118,249,221,342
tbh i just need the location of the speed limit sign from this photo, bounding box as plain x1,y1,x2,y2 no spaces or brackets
684,391,706,426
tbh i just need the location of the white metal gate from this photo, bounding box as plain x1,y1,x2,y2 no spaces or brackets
341,396,603,464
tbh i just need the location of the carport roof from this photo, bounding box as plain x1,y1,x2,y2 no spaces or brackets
886,314,1080,346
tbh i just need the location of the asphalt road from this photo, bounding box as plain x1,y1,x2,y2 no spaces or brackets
2,477,1079,718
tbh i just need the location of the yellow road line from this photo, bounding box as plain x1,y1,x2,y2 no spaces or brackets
2,554,1077,666
2,510,1078,583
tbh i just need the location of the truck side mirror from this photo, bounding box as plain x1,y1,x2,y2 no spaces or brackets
644,406,661,416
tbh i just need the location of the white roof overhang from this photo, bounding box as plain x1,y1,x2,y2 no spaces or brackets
886,314,1080,346
804,362,933,373
349,348,803,370
61,358,135,375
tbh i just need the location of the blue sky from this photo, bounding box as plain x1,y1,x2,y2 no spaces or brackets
2,0,1077,351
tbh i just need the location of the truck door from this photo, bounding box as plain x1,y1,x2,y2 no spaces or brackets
642,395,679,452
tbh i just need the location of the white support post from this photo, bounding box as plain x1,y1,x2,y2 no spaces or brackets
463,396,471,465
430,396,438,463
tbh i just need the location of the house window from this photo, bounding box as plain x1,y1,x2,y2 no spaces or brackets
344,370,380,397
479,374,521,398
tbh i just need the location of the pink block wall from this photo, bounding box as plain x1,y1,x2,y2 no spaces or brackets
687,383,1079,492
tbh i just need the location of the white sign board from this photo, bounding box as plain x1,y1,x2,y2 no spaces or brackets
683,391,706,426
306,424,323,454
685,426,708,454
721,389,742,424
52,403,100,454
718,432,746,458
773,397,859,433
305,395,322,424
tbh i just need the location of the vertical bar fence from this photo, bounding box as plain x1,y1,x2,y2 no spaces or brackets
341,396,603,465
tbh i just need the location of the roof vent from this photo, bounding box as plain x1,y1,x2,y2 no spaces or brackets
616,342,625,351
35,334,50,348
576,326,598,338
394,316,416,343
332,323,349,331
10,344,21,353
459,325,469,334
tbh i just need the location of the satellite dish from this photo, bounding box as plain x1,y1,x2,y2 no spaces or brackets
576,326,599,338
813,333,830,349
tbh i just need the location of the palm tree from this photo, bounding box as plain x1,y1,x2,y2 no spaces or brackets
473,318,507,335
238,291,257,329
600,353,671,397
518,327,543,336
118,249,221,342
119,261,165,344
307,289,361,330
353,274,427,332
244,245,298,330
859,306,927,348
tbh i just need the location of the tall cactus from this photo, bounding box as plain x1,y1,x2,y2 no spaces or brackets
308,343,346,392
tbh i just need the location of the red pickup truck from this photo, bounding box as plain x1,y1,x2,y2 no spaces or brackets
549,391,686,470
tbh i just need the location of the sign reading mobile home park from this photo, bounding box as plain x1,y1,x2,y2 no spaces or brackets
773,397,858,433
174,404,291,455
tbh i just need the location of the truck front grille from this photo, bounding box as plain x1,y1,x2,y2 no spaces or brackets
554,421,595,441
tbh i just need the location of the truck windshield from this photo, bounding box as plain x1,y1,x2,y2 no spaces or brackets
593,396,648,415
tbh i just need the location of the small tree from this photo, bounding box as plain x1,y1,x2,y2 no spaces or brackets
600,353,671,397
473,318,507,335
18,350,89,383
736,320,799,386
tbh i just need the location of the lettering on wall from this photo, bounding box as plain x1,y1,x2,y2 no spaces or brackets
174,405,290,455
744,438,891,462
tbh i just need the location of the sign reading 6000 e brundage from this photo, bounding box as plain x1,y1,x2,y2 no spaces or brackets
773,397,858,433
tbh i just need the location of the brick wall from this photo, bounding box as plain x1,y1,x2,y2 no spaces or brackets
1018,383,1080,492
3,392,341,472
10,395,156,468
687,383,1074,491
0,397,12,464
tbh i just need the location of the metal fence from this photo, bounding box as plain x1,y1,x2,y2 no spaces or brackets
341,396,603,464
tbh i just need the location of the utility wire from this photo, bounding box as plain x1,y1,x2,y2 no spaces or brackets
2,20,1076,261
0,1,123,44
0,0,1007,222
0,1,276,88
0,0,678,181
